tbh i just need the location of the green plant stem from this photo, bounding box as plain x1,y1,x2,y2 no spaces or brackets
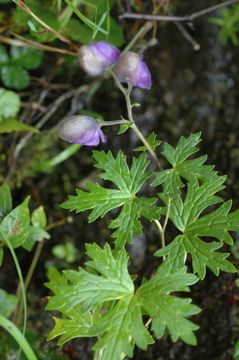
17,219,67,325
0,227,27,360
111,71,166,253
0,315,37,360
125,87,162,168
124,84,134,121
95,348,104,360
101,119,130,126
110,70,162,169
154,196,172,257
131,123,162,168
16,240,44,324
16,241,45,328
25,241,45,292
163,197,172,232
110,69,127,94
154,219,165,259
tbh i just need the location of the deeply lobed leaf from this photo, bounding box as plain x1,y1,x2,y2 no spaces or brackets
152,132,220,195
62,151,161,247
153,133,238,279
155,177,238,278
47,244,200,357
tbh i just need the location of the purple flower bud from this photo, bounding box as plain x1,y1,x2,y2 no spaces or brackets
114,52,152,89
78,41,120,76
57,116,107,146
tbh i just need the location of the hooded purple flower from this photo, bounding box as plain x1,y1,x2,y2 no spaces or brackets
57,116,107,146
78,41,120,76
114,51,152,89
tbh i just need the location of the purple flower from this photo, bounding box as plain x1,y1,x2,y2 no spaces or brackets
78,41,120,76
114,52,152,89
57,116,107,146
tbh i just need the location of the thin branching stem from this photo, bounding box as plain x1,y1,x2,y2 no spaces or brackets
110,71,166,252
154,196,172,257
163,197,172,232
110,70,162,169
17,218,67,323
154,219,165,260
131,123,162,169
120,0,239,22
101,119,129,126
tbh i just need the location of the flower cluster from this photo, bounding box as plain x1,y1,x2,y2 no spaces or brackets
58,41,152,147
78,41,152,90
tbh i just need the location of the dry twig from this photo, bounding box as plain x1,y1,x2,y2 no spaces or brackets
120,0,239,22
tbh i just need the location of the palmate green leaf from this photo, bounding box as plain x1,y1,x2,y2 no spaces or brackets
62,151,161,247
137,263,200,345
150,296,199,345
93,150,149,193
62,182,129,220
152,133,219,195
109,198,160,245
0,197,30,248
92,296,153,360
47,244,199,357
155,179,238,279
47,245,152,355
46,243,134,313
186,200,239,246
160,177,226,232
157,235,236,280
48,305,94,345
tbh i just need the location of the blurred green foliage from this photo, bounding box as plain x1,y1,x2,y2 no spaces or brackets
209,5,239,46
0,45,43,90
3,0,124,46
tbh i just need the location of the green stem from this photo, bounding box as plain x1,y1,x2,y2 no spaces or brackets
109,69,127,94
110,71,162,169
154,219,165,260
124,84,134,121
153,196,172,258
110,71,166,252
163,197,172,232
0,227,27,360
131,123,162,169
25,241,45,292
17,219,66,325
0,314,37,360
16,241,45,329
101,119,130,126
